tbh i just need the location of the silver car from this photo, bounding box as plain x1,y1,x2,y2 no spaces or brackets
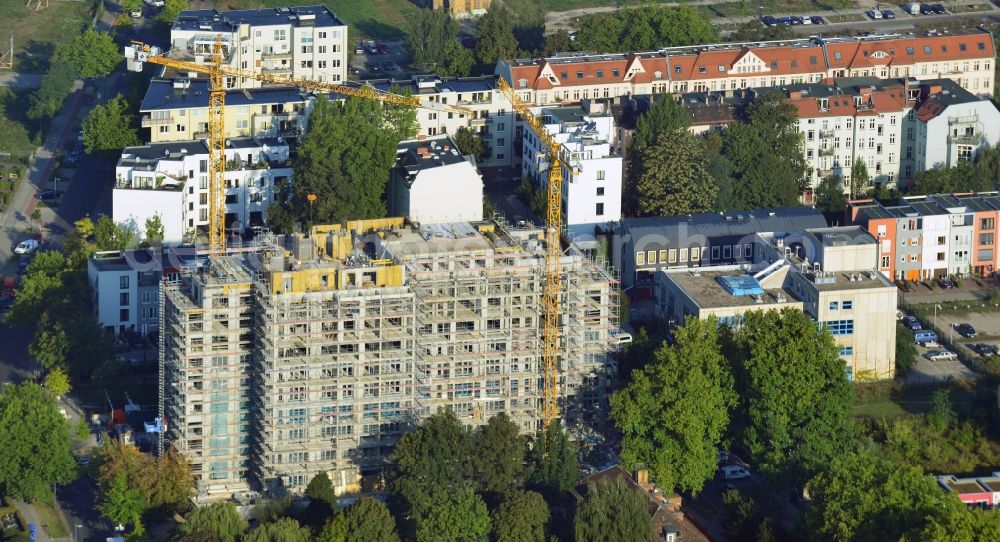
924,350,957,361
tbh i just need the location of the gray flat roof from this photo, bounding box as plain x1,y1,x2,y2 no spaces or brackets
370,76,497,96
664,269,800,310
395,135,469,174
806,226,876,247
140,78,312,112
625,206,827,249
173,6,345,33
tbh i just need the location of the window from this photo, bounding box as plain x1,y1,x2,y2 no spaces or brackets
691,247,701,262
120,308,129,322
881,255,890,267
658,250,668,264
744,244,752,258
595,202,604,216
120,275,129,289
668,249,677,263
723,245,731,258
839,346,854,357
957,145,973,162
824,320,855,336
120,292,129,306
636,251,645,265
842,300,853,310
596,187,604,196
596,70,603,78
829,301,839,310
679,248,688,262
647,251,655,265
596,170,605,180
711,246,720,260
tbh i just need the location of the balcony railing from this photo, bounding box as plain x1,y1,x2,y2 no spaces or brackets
948,133,984,145
261,51,293,60
819,147,836,156
142,115,174,127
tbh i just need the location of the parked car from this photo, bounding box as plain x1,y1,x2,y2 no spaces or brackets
914,330,939,344
955,323,977,338
377,42,389,54
761,15,778,26
778,16,793,25
970,343,999,357
810,16,825,24
925,350,957,361
882,9,895,19
354,43,364,55
14,239,39,255
800,15,812,25
129,8,142,18
932,3,946,14
721,465,752,480
789,15,804,25
903,315,921,331
143,0,164,6
867,9,883,19
920,4,934,14
936,277,955,289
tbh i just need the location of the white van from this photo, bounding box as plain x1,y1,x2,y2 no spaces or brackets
721,465,751,480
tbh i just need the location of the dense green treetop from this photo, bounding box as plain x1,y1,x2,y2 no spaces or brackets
0,382,77,501
574,477,653,542
83,94,141,155
55,29,120,79
178,502,247,542
574,6,717,53
491,490,549,542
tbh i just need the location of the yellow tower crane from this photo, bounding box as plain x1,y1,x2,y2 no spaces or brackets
124,37,472,253
495,77,564,427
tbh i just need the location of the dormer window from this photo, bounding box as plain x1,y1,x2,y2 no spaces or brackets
718,65,726,72
674,65,681,74
612,68,620,77
834,52,842,60
561,71,568,79
923,46,932,54
698,66,707,73
655,71,663,79
518,78,528,88
771,60,778,69
820,98,829,110
906,47,915,55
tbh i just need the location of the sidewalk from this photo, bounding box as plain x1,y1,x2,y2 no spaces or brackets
11,499,52,542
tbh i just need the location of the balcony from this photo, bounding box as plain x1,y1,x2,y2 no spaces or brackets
261,51,293,61
261,65,293,75
142,115,174,127
819,129,834,138
948,133,984,145
819,146,836,156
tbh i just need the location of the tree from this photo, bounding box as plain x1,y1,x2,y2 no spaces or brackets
574,6,716,53
805,451,962,542
453,127,487,162
158,0,189,24
147,447,195,510
910,162,991,195
469,412,524,495
928,388,957,432
318,497,400,542
93,214,137,250
491,490,549,542
574,477,652,542
178,503,247,542
904,507,1000,542
730,19,796,41
543,29,575,56
526,422,578,494
98,472,146,530
849,159,871,199
414,487,490,542
474,7,518,73
630,133,718,217
144,214,164,245
83,95,141,155
121,0,142,12
289,96,417,227
44,367,71,397
29,317,70,371
242,518,311,542
390,408,471,521
0,382,77,501
895,326,918,374
303,471,336,524
632,96,691,151
733,309,855,488
722,93,807,208
55,29,119,79
28,60,76,120
976,145,1000,190
74,417,90,441
611,317,735,493
815,175,847,216
406,9,472,77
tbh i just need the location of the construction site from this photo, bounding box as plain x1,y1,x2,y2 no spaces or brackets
160,217,621,500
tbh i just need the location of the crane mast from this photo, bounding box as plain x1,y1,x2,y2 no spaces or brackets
496,77,563,427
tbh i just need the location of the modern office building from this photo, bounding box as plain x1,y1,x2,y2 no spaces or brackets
160,218,620,500
522,100,623,242
657,226,898,379
498,31,996,105
169,6,349,88
113,137,291,242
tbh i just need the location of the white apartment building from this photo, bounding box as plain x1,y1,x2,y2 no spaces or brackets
113,137,292,242
389,136,484,224
906,80,1000,176
498,30,996,105
140,78,314,144
170,6,348,88
373,76,515,169
522,100,623,242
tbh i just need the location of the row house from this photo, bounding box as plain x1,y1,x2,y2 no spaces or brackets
848,192,1000,279
140,78,314,144
497,30,996,105
169,6,348,88
113,137,292,243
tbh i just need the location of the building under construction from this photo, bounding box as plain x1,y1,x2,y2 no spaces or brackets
160,218,620,500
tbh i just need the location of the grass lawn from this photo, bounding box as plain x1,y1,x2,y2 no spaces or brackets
2,0,94,73
0,90,38,157
949,3,992,13
33,500,68,539
852,383,982,420
825,13,868,23
217,0,425,39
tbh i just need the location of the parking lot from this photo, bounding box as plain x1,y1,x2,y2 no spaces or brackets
349,40,409,80
760,2,955,28
908,341,977,383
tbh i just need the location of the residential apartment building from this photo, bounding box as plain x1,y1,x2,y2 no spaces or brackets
614,206,828,293
905,79,1000,177
522,100,623,241
139,78,313,145
389,136,484,224
169,6,348,88
114,137,292,242
849,192,1000,279
497,30,996,105
371,75,515,169
424,0,491,17
657,226,898,379
161,218,620,500
87,248,197,336
937,472,1000,509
